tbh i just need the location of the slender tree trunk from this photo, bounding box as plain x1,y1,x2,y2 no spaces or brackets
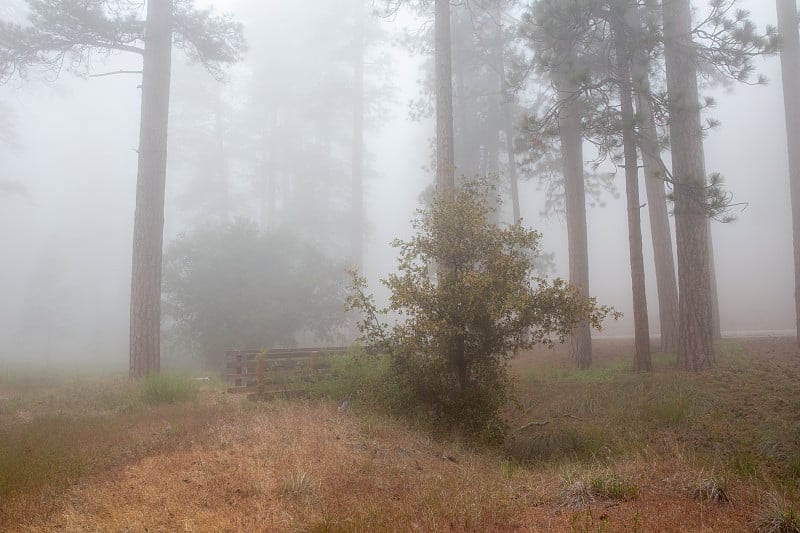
263,109,278,229
129,0,173,379
435,0,455,193
698,139,722,341
640,99,681,353
504,106,521,224
662,0,715,371
708,226,722,339
214,89,229,221
777,0,800,348
614,10,652,371
351,0,365,271
557,77,592,369
633,2,679,353
496,23,521,223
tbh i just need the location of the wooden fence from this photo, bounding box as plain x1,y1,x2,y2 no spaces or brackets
225,347,348,398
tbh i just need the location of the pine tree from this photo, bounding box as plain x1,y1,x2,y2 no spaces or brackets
0,0,243,378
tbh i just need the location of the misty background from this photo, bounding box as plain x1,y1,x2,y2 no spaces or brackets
0,0,792,372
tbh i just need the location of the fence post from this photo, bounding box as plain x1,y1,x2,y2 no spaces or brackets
256,357,266,397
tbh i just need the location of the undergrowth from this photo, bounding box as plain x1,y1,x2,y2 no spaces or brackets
140,373,198,405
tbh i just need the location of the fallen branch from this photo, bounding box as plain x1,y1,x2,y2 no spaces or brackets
89,70,143,78
513,420,550,433
512,413,583,434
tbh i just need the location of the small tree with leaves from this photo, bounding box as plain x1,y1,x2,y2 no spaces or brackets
347,178,614,440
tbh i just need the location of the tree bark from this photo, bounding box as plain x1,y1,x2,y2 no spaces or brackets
435,0,455,193
496,22,521,224
633,2,679,353
129,0,173,379
662,0,715,371
613,8,651,371
557,76,592,369
777,0,800,348
504,105,521,224
351,0,365,271
708,226,722,340
213,89,229,221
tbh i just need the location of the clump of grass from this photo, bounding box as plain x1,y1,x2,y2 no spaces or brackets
281,469,317,505
505,426,608,463
140,373,197,405
561,472,638,509
692,473,730,503
732,447,761,479
785,452,800,484
753,494,800,533
588,474,639,502
563,480,594,508
570,508,613,532
641,389,690,427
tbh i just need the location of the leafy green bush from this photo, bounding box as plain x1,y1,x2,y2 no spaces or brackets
309,346,397,408
162,220,347,365
347,178,615,441
140,373,198,405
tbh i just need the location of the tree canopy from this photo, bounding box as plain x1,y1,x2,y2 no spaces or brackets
0,0,244,82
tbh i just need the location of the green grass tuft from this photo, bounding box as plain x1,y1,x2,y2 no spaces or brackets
642,391,690,427
588,474,639,502
140,373,198,405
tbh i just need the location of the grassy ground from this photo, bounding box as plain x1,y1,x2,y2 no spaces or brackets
1,337,798,532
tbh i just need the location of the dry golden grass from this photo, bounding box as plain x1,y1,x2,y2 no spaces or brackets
4,399,759,532
2,337,799,532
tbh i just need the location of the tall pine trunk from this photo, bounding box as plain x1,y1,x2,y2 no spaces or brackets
351,0,365,271
496,23,521,223
613,9,652,371
435,0,455,192
662,0,715,371
557,77,592,369
777,0,800,347
633,1,679,353
129,0,173,379
503,104,521,224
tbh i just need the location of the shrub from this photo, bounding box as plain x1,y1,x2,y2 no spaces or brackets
162,220,347,365
347,178,614,441
140,373,197,405
308,346,397,410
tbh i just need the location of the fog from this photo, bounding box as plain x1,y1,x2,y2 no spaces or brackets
0,0,794,373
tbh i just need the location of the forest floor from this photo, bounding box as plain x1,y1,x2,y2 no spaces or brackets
1,337,799,532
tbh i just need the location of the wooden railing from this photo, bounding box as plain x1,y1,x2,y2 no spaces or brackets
225,347,348,397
